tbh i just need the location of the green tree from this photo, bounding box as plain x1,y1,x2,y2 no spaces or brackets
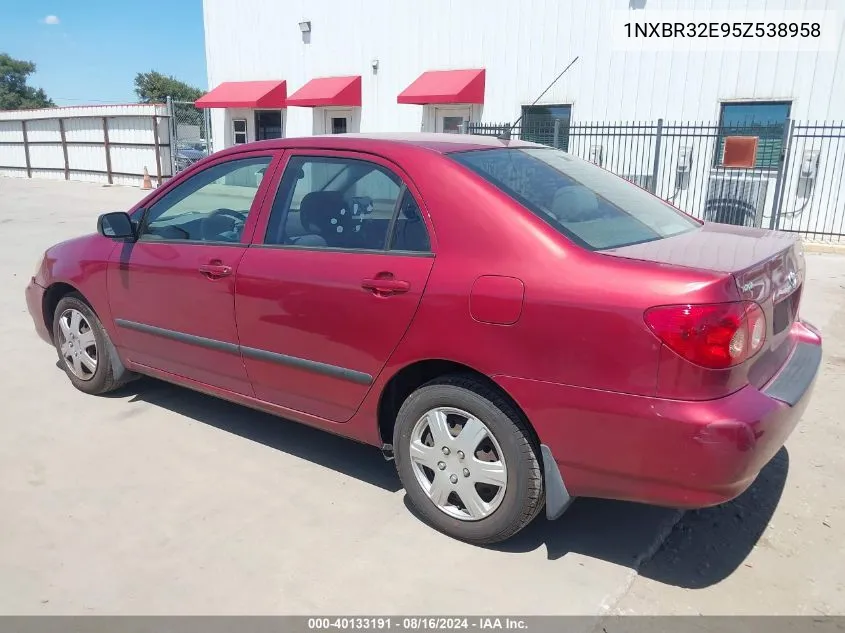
135,70,206,141
0,53,55,110
134,70,203,103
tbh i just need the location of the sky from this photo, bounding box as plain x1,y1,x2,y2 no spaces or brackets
0,0,207,106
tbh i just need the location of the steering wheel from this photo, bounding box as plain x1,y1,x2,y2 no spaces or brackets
201,208,247,242
208,208,247,222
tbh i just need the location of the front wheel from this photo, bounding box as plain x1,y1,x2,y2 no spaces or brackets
52,294,133,395
393,376,544,544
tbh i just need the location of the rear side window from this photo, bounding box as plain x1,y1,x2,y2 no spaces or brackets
451,148,699,250
390,190,430,252
264,155,431,253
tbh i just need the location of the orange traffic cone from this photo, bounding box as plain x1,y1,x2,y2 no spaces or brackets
141,167,152,190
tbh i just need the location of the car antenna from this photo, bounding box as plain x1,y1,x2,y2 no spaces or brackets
497,55,580,141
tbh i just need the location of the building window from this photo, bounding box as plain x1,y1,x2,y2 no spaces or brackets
716,101,790,169
330,116,348,134
232,119,248,144
441,116,464,134
255,110,283,140
520,104,571,151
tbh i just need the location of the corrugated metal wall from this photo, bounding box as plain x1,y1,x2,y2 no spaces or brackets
203,0,845,140
0,104,171,187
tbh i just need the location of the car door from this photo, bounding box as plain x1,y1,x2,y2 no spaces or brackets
108,150,281,394
235,150,435,422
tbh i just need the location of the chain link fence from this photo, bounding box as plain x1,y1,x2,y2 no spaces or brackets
466,118,845,242
167,97,212,174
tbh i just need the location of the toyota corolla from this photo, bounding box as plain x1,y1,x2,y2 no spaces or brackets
26,134,822,544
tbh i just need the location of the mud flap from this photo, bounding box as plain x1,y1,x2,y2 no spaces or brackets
541,444,574,520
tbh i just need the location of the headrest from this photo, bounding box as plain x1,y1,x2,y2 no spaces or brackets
300,191,345,233
551,185,599,223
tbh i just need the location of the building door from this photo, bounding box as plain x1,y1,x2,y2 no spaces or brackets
255,110,283,140
434,106,471,133
324,109,353,134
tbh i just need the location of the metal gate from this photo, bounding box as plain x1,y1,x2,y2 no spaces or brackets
167,97,212,174
466,119,845,242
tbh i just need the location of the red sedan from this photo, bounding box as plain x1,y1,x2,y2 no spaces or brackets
26,134,821,544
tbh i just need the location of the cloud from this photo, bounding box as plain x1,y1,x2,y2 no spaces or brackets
42,15,60,25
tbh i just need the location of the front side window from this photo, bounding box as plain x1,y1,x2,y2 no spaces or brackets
452,147,699,250
139,156,272,243
520,104,571,151
716,101,790,169
264,155,430,253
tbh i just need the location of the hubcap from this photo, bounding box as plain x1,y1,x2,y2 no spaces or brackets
58,308,98,381
409,406,508,521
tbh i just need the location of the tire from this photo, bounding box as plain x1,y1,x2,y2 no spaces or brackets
52,293,134,395
393,375,544,544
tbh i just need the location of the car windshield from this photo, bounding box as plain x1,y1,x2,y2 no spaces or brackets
451,147,700,250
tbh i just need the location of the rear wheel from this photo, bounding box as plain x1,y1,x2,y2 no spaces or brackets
394,376,544,544
52,294,132,395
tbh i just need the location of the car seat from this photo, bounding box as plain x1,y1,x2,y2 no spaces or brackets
291,191,347,247
392,194,429,251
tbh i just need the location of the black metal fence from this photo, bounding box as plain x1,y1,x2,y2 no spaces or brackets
466,119,845,242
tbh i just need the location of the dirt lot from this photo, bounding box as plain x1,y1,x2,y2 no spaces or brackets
1,177,843,617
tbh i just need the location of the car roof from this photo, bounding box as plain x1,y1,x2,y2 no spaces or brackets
215,132,542,159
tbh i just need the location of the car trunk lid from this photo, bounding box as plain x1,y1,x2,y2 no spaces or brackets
604,222,805,390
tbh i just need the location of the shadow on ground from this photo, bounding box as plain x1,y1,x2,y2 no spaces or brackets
477,447,789,589
110,376,788,590
110,376,402,493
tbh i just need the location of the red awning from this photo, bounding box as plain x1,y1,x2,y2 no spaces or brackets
195,81,287,109
287,76,362,107
397,69,485,105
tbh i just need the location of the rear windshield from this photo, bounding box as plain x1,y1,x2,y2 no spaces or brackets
451,147,699,250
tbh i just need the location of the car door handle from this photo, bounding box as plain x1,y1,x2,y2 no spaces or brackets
361,277,410,295
199,263,232,278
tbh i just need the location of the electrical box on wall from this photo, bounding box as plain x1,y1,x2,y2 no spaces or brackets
800,149,820,180
676,146,693,173
675,145,693,191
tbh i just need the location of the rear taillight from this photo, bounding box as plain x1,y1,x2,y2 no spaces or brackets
644,301,766,369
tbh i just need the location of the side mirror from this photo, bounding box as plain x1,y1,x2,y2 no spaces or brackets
97,211,136,241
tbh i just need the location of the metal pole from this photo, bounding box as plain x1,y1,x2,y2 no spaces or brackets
166,96,177,176
553,119,561,150
102,117,113,185
58,118,69,180
205,107,212,153
21,120,31,178
768,118,794,230
649,118,664,194
152,115,162,185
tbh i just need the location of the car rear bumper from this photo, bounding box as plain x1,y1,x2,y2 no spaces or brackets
495,320,822,509
25,278,52,345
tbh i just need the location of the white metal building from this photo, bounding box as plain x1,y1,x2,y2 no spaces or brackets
200,0,845,148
